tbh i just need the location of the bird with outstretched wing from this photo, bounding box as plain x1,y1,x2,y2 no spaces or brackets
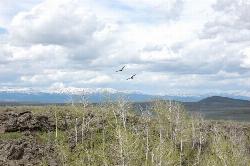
127,74,136,80
116,66,126,72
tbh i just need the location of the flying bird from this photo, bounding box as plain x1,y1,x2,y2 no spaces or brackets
127,74,136,80
116,66,126,72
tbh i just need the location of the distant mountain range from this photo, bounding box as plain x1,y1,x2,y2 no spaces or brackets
1,91,250,121
182,96,250,121
0,90,203,104
0,90,250,104
183,96,250,111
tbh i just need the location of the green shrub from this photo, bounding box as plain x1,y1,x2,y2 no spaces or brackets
11,100,250,166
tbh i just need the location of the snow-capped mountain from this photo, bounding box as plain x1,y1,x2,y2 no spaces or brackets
0,87,249,104
0,88,194,103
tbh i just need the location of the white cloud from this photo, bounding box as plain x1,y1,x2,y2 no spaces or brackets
0,0,43,27
139,44,179,62
0,0,250,96
241,47,250,68
10,0,101,45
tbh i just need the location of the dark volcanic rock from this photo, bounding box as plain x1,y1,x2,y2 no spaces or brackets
0,110,55,133
7,142,25,160
0,137,59,166
0,109,59,165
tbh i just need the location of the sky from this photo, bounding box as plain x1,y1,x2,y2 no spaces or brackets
0,0,250,96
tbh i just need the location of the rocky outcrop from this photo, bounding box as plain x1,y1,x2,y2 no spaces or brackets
0,137,59,166
0,110,55,133
0,109,59,165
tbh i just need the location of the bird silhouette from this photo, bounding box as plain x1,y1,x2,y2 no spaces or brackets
116,66,126,72
127,74,136,80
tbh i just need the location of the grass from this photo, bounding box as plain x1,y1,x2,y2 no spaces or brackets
0,132,23,140
2,100,250,165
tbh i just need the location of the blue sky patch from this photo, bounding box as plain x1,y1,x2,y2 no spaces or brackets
0,27,7,34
